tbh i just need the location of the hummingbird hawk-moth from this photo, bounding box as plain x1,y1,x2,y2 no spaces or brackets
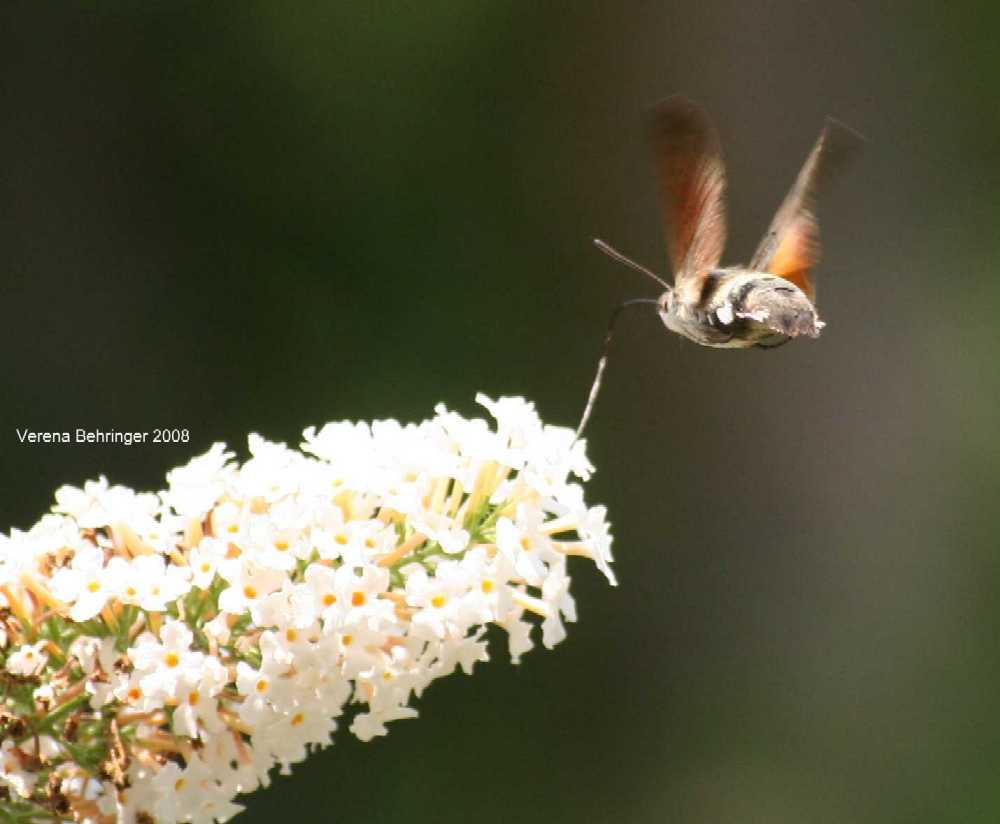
576,95,862,437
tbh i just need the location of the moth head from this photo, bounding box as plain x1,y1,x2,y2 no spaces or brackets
657,287,676,317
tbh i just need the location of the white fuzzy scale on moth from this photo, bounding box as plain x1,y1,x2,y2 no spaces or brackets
0,395,614,824
714,303,735,325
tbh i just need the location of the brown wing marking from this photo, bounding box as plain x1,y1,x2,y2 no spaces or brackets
648,96,727,298
749,117,863,300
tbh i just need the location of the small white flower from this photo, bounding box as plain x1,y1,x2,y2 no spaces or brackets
55,477,161,533
405,564,470,639
238,434,305,502
411,509,470,555
496,505,559,586
350,704,419,742
151,754,244,824
0,739,38,798
171,656,229,740
50,543,122,622
163,443,235,518
501,613,535,664
188,536,228,589
476,393,544,453
254,697,339,773
69,634,117,676
7,640,49,676
217,560,288,620
210,500,246,542
301,562,341,627
130,621,209,704
334,564,394,631
457,546,514,624
540,565,576,649
235,658,295,725
117,554,191,612
203,612,233,645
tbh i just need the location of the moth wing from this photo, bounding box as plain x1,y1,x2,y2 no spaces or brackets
648,96,727,299
749,118,863,301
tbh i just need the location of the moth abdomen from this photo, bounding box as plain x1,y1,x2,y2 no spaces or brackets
736,277,823,338
703,273,823,345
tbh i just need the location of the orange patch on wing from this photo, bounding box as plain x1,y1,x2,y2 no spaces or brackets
765,220,816,299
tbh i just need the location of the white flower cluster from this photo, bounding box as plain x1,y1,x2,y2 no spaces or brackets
0,395,613,824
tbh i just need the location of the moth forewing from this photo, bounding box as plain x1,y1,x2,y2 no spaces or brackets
749,117,865,299
647,96,728,303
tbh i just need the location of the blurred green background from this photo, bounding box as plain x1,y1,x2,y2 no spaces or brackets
2,2,999,822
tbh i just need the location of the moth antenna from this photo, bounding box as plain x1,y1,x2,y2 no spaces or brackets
575,297,660,439
593,238,672,290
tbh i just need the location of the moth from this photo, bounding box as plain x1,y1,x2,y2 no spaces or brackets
576,95,862,437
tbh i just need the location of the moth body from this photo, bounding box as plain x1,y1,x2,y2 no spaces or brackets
659,268,824,349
